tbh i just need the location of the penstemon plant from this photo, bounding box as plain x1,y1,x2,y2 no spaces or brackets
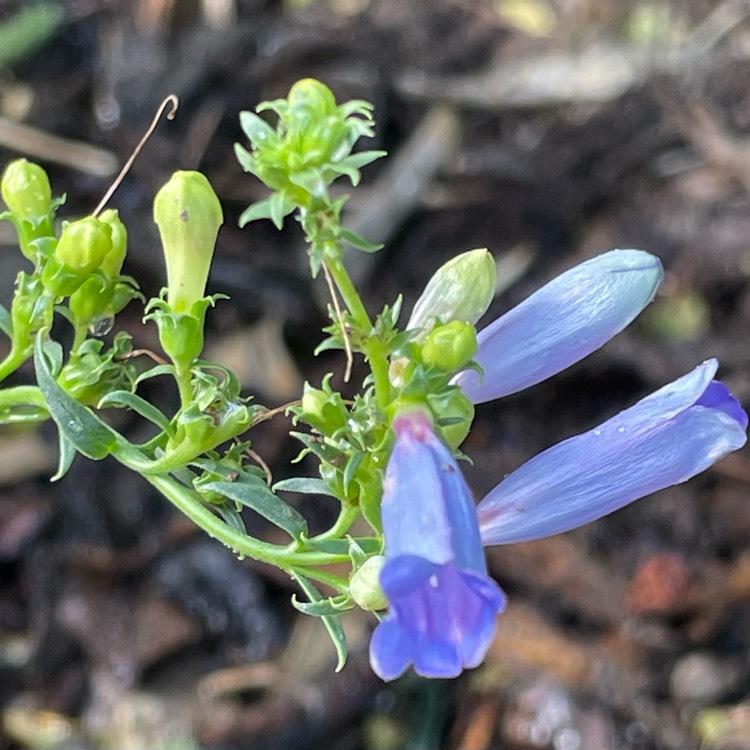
0,79,746,681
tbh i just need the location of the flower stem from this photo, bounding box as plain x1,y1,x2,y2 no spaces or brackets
324,253,392,410
145,472,350,570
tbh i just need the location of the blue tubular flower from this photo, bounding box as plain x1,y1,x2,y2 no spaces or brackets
478,360,748,545
453,249,663,403
370,410,506,681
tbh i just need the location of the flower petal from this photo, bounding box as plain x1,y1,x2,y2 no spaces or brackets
384,411,486,573
478,361,747,545
454,249,663,403
369,556,506,681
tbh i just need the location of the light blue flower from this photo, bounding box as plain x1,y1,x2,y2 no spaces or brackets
453,249,663,403
371,250,747,683
478,359,747,544
369,409,506,681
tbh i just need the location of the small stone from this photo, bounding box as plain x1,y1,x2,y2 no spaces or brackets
670,652,741,705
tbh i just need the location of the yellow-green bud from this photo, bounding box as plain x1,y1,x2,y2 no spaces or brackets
288,79,337,117
407,248,496,336
350,556,388,611
1,159,52,219
300,383,347,434
154,171,223,314
421,320,477,373
97,209,127,278
55,217,113,273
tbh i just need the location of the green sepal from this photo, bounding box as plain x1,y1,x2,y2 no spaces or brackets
291,593,354,617
98,390,175,436
291,571,348,671
197,475,308,540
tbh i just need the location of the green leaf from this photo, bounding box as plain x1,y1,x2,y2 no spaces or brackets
273,477,336,497
51,432,77,481
34,334,121,461
338,150,386,170
291,571,348,671
342,451,364,495
339,228,382,253
238,198,274,228
306,536,381,555
239,111,275,144
291,593,354,617
200,475,308,540
0,302,11,337
134,364,175,386
98,390,175,436
269,191,294,230
216,505,247,534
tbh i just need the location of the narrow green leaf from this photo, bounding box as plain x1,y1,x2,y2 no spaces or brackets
238,198,274,228
0,303,11,337
51,431,76,481
339,228,382,253
34,335,120,460
291,593,354,617
292,572,348,671
306,536,381,556
239,111,274,144
273,477,336,497
216,505,247,534
200,475,308,539
342,451,364,495
98,390,174,436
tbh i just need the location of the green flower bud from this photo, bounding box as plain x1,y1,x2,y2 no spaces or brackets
350,556,388,611
55,217,113,273
1,159,52,219
420,320,477,373
288,78,338,117
69,275,110,324
153,171,223,314
407,248,496,336
300,383,347,434
97,209,127,278
427,389,475,450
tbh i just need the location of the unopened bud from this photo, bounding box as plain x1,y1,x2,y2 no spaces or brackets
421,320,477,373
407,248,496,335
55,217,113,273
350,556,388,611
154,171,223,314
98,209,127,278
1,159,52,219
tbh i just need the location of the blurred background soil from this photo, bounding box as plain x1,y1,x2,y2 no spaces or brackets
1,1,750,748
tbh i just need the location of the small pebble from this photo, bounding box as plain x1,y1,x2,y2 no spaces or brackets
670,652,741,705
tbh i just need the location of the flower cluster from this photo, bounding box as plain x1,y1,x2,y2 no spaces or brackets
371,249,747,681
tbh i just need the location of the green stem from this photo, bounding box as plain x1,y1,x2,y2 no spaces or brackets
174,366,193,410
145,473,351,570
325,253,392,410
308,503,359,544
0,344,30,382
0,384,48,422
